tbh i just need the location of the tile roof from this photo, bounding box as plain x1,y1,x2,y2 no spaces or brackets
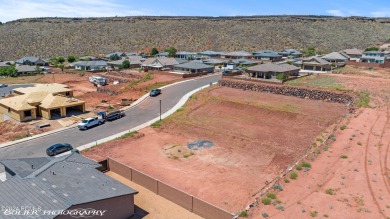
342,48,363,55
301,56,331,65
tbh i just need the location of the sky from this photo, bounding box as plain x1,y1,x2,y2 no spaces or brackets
0,0,389,22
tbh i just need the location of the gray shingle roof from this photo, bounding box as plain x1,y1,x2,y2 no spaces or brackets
16,65,37,73
203,59,223,64
229,58,256,65
174,61,214,70
253,50,282,57
322,52,350,61
104,52,126,58
247,62,300,72
224,51,252,57
301,56,331,65
74,61,107,67
198,51,224,56
176,51,197,55
0,153,137,218
15,56,40,64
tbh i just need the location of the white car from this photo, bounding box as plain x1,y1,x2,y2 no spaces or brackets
77,117,105,130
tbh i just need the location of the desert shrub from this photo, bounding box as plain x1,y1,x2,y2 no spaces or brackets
273,184,283,191
341,155,348,159
284,178,290,183
267,193,276,199
261,212,269,218
311,211,318,217
325,188,334,195
301,161,311,168
290,172,298,180
276,73,288,80
296,165,302,170
340,125,347,130
262,198,272,205
239,211,248,217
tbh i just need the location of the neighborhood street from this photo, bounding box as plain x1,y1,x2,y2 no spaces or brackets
0,74,221,159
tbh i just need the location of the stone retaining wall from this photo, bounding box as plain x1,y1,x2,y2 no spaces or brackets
219,79,354,105
97,87,122,96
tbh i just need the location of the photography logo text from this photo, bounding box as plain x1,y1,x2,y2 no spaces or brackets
1,206,106,218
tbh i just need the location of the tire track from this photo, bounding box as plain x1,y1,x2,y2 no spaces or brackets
378,105,390,196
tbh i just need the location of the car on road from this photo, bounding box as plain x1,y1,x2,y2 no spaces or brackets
149,88,162,97
77,117,105,130
105,110,125,121
0,84,8,88
46,143,73,156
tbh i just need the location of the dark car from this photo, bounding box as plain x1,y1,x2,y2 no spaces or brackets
105,110,125,121
0,84,8,88
46,143,73,156
149,88,161,97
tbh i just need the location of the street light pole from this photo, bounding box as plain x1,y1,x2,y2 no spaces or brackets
159,100,162,121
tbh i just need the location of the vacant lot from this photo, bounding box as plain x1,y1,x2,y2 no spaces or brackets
84,86,348,214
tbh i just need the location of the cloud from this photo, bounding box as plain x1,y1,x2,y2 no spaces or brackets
326,10,345,17
0,0,163,22
371,9,390,17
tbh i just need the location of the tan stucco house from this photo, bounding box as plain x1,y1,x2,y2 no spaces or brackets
0,84,85,122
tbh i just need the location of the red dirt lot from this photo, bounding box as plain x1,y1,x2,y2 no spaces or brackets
83,86,348,214
247,73,390,218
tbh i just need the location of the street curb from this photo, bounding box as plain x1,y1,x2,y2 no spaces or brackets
0,74,220,149
57,82,218,157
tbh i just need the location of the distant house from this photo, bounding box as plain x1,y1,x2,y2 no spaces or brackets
15,57,48,66
16,65,37,75
108,56,143,69
175,51,198,60
79,56,97,61
175,58,189,64
141,57,179,70
361,51,390,64
126,52,139,56
198,50,224,58
253,50,282,61
279,49,302,58
342,49,363,59
0,84,85,122
0,153,138,219
0,61,14,67
104,52,127,59
247,62,300,79
223,51,252,59
74,61,107,71
321,52,350,63
296,56,331,71
228,58,257,66
173,61,215,73
202,58,224,66
156,52,169,58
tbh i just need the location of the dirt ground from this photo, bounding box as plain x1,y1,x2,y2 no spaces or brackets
246,70,390,218
0,68,183,143
107,171,202,219
83,86,348,214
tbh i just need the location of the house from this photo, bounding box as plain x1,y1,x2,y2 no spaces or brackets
229,58,257,66
360,51,390,64
74,61,107,71
173,61,215,73
0,84,85,122
175,51,198,60
79,56,97,61
0,153,138,219
104,52,127,59
321,52,350,63
198,50,224,58
342,49,363,59
156,52,169,58
253,50,283,61
296,56,331,71
126,52,139,56
175,58,189,64
15,57,48,66
141,57,179,70
279,49,303,58
247,62,300,79
107,56,143,69
222,51,252,59
16,65,38,75
0,61,14,67
202,58,224,66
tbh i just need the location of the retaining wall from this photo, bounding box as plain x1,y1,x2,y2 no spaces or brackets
107,158,233,219
218,78,354,105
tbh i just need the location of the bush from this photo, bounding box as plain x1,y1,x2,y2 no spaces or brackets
261,212,269,218
262,198,272,205
273,184,283,191
340,125,347,130
290,172,298,180
325,188,334,195
276,73,288,80
341,155,348,159
239,211,248,217
267,193,276,199
301,161,311,168
310,211,318,217
284,178,290,183
296,165,302,170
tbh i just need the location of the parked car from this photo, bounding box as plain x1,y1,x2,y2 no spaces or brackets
77,117,105,130
46,143,73,156
149,88,162,97
0,84,8,88
105,110,125,121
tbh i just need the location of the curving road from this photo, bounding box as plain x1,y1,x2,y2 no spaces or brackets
0,75,221,159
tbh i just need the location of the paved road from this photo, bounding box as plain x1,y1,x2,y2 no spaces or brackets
0,84,34,98
0,75,221,159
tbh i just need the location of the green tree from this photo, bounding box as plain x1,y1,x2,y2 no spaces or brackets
67,55,76,63
364,47,379,52
57,57,65,64
276,73,288,80
301,46,316,57
35,66,42,74
110,54,121,61
151,48,159,56
286,61,293,65
120,60,130,69
49,57,59,65
0,66,17,77
163,47,177,57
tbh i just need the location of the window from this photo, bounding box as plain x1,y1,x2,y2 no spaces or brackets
24,110,32,117
8,107,11,113
65,92,70,96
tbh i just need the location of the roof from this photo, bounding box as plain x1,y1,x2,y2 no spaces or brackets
203,58,223,64
79,56,96,60
322,52,350,61
198,50,224,56
15,56,44,64
280,49,302,55
107,60,125,65
176,51,197,55
126,52,138,56
174,61,214,70
104,52,126,58
142,57,179,67
300,56,331,65
74,61,107,67
157,52,169,56
13,83,71,95
175,58,189,64
0,153,137,215
342,48,363,55
228,58,256,65
247,62,300,72
40,94,84,109
0,61,13,67
224,51,252,57
253,50,282,57
16,65,37,73
0,95,37,111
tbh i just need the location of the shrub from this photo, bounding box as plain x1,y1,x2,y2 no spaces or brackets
261,212,269,218
276,73,288,80
296,165,302,170
357,91,370,108
340,125,347,130
284,178,290,183
273,184,283,191
325,188,334,195
301,161,311,168
267,193,276,199
357,141,362,146
262,198,272,205
290,172,298,180
311,211,318,217
341,155,348,159
276,205,285,211
239,211,248,217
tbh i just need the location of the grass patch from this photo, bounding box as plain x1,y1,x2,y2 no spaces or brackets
301,161,312,168
144,81,169,93
284,178,290,183
340,155,348,159
310,211,318,217
151,120,163,128
118,131,138,139
285,75,345,91
356,91,370,108
340,125,347,130
12,135,25,141
262,198,272,205
326,188,334,195
183,151,194,158
239,211,248,217
290,172,298,180
267,193,276,199
296,165,302,171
